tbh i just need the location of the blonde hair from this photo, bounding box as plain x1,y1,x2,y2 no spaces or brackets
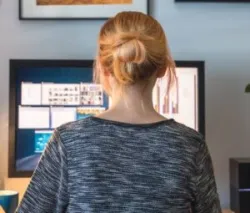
94,11,175,93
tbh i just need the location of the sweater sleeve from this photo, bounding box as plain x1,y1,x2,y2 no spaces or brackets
191,140,222,213
16,129,68,213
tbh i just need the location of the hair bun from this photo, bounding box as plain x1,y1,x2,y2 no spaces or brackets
112,32,153,64
113,32,139,47
112,32,152,49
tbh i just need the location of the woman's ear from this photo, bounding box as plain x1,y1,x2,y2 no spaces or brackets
157,68,166,78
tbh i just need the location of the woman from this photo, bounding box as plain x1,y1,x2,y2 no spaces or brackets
17,11,221,213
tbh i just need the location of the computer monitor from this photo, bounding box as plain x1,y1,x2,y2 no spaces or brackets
9,59,205,177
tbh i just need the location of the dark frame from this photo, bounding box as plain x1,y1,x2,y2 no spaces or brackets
175,0,250,2
19,0,150,20
9,59,205,178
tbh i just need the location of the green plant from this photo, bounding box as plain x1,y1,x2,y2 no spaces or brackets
245,84,250,93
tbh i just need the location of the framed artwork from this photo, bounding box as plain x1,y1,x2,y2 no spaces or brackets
19,0,149,20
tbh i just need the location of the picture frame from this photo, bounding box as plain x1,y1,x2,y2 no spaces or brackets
19,0,149,20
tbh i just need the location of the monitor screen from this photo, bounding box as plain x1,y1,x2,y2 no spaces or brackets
9,60,205,177
153,67,199,131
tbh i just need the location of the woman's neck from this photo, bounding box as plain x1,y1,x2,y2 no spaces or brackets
98,85,167,124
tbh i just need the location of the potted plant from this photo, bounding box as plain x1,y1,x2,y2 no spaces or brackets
246,84,250,114
245,84,250,93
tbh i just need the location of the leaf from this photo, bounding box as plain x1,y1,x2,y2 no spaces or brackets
245,84,250,93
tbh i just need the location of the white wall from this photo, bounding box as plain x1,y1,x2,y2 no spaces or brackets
0,0,250,209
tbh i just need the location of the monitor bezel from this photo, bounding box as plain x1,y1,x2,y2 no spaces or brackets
9,59,205,178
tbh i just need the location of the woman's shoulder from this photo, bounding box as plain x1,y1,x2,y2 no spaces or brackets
50,117,101,148
53,117,96,139
166,120,205,147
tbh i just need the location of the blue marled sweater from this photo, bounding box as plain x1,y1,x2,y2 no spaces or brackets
17,117,221,213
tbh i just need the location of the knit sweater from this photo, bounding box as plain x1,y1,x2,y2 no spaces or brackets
17,117,221,213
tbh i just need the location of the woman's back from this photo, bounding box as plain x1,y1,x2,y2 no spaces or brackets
17,117,221,213
17,11,221,213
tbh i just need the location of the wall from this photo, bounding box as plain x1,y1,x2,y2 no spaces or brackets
0,0,250,209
